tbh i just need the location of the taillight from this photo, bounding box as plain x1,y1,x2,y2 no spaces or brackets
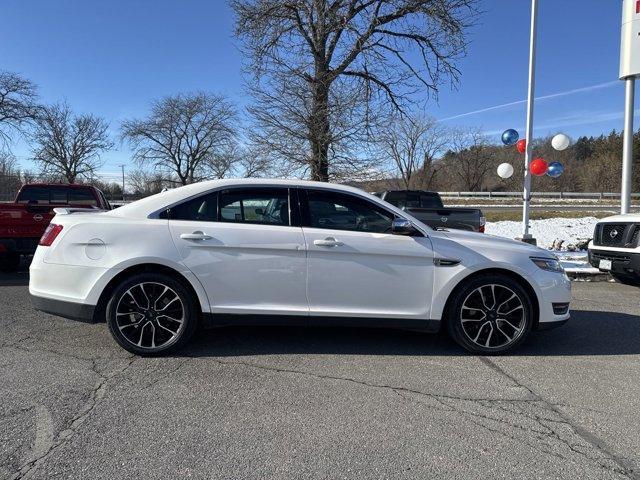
479,216,486,234
39,224,63,246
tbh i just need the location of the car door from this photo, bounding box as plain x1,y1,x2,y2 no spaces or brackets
168,187,308,316
300,188,435,319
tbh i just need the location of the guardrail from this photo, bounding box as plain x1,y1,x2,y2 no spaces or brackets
438,192,640,199
2,191,639,203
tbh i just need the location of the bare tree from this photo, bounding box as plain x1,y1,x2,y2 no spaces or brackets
442,128,493,191
129,169,176,197
0,151,23,200
376,114,447,189
0,71,39,146
234,0,477,181
121,92,238,185
240,148,274,178
245,72,383,180
31,103,113,183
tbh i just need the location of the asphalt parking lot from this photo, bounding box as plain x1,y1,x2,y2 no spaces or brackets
1,271,639,480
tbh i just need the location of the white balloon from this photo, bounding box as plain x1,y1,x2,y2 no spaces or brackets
497,163,514,179
552,133,570,151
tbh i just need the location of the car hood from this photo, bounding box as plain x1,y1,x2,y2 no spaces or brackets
433,228,552,258
595,213,640,223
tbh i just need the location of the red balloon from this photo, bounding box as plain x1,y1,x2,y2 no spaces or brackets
530,158,548,176
516,139,526,153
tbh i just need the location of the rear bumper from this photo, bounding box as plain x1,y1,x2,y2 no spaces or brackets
30,294,96,322
0,237,39,255
588,248,640,274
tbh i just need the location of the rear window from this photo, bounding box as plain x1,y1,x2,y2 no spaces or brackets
16,186,50,204
68,188,98,206
50,187,69,203
383,192,443,209
16,186,97,206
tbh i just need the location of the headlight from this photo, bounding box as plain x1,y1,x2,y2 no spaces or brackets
530,256,564,273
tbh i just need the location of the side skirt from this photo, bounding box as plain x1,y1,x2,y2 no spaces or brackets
202,313,441,333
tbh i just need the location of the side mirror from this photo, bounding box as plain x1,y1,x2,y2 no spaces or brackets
391,218,417,236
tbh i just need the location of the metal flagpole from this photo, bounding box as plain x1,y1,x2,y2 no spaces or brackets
521,0,538,244
619,0,640,213
621,78,635,215
119,164,126,202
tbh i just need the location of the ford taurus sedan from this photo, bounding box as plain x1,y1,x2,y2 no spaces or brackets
29,179,571,355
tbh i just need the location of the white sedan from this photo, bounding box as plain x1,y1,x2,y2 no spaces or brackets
29,179,571,355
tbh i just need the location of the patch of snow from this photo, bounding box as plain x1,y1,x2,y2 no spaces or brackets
485,216,600,273
485,216,598,251
563,266,602,274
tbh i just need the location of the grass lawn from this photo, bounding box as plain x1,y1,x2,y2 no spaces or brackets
443,197,640,206
484,210,614,222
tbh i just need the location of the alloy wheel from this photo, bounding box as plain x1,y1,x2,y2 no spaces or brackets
115,282,185,350
459,284,526,350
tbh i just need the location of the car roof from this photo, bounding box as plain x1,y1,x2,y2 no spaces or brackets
106,178,395,219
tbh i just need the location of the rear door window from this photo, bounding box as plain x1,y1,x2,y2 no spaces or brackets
169,192,218,222
219,188,290,226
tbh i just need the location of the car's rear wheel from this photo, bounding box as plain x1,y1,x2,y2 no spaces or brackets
611,272,640,287
106,273,198,355
446,274,534,354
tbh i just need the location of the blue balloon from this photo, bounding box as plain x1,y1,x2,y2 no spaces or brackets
501,129,519,146
547,161,564,178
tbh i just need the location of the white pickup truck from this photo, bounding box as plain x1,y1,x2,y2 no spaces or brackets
588,213,640,286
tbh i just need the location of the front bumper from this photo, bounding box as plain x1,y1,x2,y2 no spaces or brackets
537,318,569,330
531,267,572,328
31,294,96,322
588,248,640,274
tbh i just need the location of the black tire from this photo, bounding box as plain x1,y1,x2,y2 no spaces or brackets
611,272,640,287
106,272,198,356
446,274,534,355
0,253,20,273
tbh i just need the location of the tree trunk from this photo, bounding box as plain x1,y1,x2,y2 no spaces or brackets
309,79,330,182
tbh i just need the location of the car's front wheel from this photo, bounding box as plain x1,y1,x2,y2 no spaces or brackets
106,273,198,355
446,274,534,354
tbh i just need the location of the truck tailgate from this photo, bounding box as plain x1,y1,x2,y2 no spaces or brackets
0,204,55,238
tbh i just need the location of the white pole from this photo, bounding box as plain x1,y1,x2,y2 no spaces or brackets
621,77,635,214
521,0,538,242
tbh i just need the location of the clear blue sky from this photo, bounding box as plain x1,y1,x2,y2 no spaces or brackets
0,0,633,182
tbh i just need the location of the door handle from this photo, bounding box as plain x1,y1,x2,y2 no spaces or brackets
180,231,212,241
313,237,344,247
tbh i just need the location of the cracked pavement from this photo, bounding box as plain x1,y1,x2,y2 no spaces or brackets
1,275,639,479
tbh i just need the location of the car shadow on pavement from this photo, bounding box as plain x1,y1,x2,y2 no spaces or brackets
181,309,640,358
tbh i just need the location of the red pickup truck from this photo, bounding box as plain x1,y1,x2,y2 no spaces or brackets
0,184,111,271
